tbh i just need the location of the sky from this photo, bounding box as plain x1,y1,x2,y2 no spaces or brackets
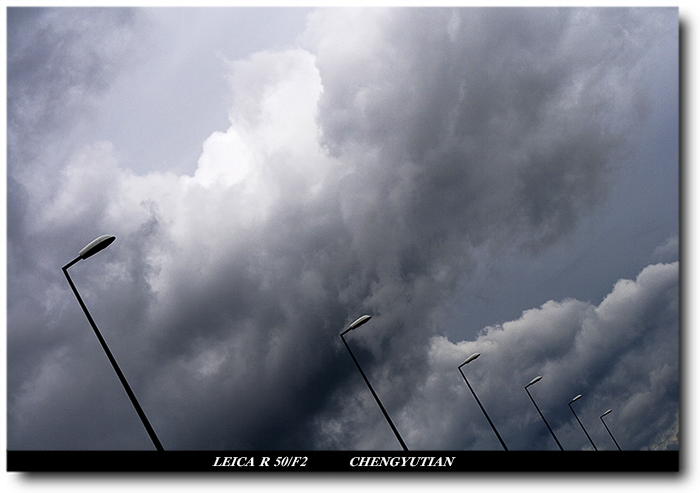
4,5,680,455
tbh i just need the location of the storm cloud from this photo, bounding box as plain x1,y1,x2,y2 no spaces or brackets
393,261,679,451
6,7,678,451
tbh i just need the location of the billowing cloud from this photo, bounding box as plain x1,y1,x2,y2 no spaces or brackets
6,7,678,451
379,261,678,451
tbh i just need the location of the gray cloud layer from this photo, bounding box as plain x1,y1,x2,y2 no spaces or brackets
6,7,678,450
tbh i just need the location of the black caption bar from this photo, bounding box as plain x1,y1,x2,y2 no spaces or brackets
7,450,678,472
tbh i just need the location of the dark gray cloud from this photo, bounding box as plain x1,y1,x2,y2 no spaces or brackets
6,7,678,451
309,8,655,251
311,261,678,450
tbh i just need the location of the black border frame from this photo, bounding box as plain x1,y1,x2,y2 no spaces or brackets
6,450,679,472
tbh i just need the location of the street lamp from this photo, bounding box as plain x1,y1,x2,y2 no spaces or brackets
600,409,622,451
62,235,163,451
568,394,597,450
340,315,408,451
458,353,508,450
524,375,564,450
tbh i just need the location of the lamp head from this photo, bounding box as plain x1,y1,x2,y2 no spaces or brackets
526,375,543,387
463,352,481,365
601,409,613,418
78,235,116,260
347,314,372,331
570,394,582,404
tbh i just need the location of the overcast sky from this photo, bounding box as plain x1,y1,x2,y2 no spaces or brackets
5,6,678,452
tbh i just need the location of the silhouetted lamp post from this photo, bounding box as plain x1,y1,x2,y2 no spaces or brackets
62,235,164,451
340,315,408,451
458,352,508,450
600,409,622,451
568,394,597,450
524,375,564,450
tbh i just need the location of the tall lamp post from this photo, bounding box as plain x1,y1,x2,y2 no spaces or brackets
458,353,508,450
600,409,622,451
63,235,164,451
340,315,408,451
568,394,597,450
524,375,564,450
